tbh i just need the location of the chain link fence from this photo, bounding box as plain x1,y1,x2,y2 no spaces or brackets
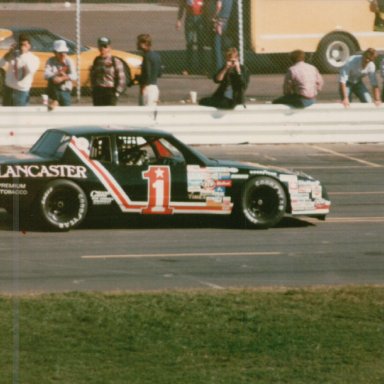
1,1,345,105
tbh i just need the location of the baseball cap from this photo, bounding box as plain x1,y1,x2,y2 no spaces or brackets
53,40,69,53
97,37,111,46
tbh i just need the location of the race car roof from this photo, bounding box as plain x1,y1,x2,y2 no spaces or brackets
50,126,170,137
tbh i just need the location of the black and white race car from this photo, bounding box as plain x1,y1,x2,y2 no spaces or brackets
0,126,331,231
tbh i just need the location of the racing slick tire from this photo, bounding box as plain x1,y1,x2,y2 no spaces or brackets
240,176,287,229
37,180,88,231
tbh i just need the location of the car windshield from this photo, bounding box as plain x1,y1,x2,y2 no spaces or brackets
0,30,88,53
30,131,71,158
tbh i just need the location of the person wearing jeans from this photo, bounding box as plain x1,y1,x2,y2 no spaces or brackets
339,48,381,107
0,34,39,106
44,39,77,109
273,49,323,108
212,0,233,72
176,0,205,74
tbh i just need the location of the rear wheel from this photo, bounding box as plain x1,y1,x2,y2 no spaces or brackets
239,177,287,229
316,34,357,73
37,180,88,231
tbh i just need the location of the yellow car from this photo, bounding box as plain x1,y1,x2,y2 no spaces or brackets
0,27,142,94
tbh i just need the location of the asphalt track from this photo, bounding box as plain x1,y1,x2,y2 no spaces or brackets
0,143,383,293
1,6,383,293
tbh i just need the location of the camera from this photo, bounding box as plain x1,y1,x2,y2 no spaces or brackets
12,43,21,56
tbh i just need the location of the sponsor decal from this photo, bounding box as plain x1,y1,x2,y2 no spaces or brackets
0,164,87,179
186,165,233,202
90,190,114,205
231,174,249,179
216,179,232,187
279,174,298,182
291,200,317,211
315,200,331,210
214,187,225,195
288,178,330,214
251,169,278,177
0,182,28,195
201,178,216,191
69,137,233,215
280,174,329,213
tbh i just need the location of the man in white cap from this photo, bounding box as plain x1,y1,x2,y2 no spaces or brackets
0,34,40,106
44,39,77,109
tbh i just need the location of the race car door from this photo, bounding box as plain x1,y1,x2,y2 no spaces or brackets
111,134,189,214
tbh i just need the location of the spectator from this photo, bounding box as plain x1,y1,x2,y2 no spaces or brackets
380,57,384,101
0,34,39,106
90,37,126,106
44,40,77,109
136,34,162,106
339,48,380,108
369,0,384,30
211,0,234,72
273,49,323,108
176,0,205,75
199,47,249,109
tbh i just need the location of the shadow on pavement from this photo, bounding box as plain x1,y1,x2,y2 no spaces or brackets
0,211,315,232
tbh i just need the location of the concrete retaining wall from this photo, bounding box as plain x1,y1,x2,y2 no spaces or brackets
1,104,383,146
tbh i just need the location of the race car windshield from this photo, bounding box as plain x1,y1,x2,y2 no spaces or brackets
30,131,71,159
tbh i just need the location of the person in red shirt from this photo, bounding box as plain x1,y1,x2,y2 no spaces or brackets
176,0,205,74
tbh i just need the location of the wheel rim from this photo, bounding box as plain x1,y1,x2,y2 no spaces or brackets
45,187,81,224
245,185,281,223
325,41,350,68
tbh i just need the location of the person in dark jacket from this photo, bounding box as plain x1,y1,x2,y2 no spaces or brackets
370,0,384,30
90,37,126,106
199,47,249,109
136,34,162,106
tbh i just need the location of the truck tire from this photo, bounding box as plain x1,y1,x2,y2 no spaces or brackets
316,34,357,73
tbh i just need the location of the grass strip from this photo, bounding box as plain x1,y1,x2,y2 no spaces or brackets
0,286,384,383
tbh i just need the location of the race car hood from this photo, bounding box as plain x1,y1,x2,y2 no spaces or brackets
0,152,48,164
212,159,311,179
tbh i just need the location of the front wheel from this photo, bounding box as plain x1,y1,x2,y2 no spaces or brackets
37,180,88,231
239,177,287,229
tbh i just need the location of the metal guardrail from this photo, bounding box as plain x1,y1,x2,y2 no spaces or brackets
1,104,384,147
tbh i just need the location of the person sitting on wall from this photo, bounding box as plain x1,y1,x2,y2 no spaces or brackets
199,47,249,109
272,49,323,108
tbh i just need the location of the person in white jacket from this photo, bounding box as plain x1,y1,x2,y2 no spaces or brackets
0,34,40,106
